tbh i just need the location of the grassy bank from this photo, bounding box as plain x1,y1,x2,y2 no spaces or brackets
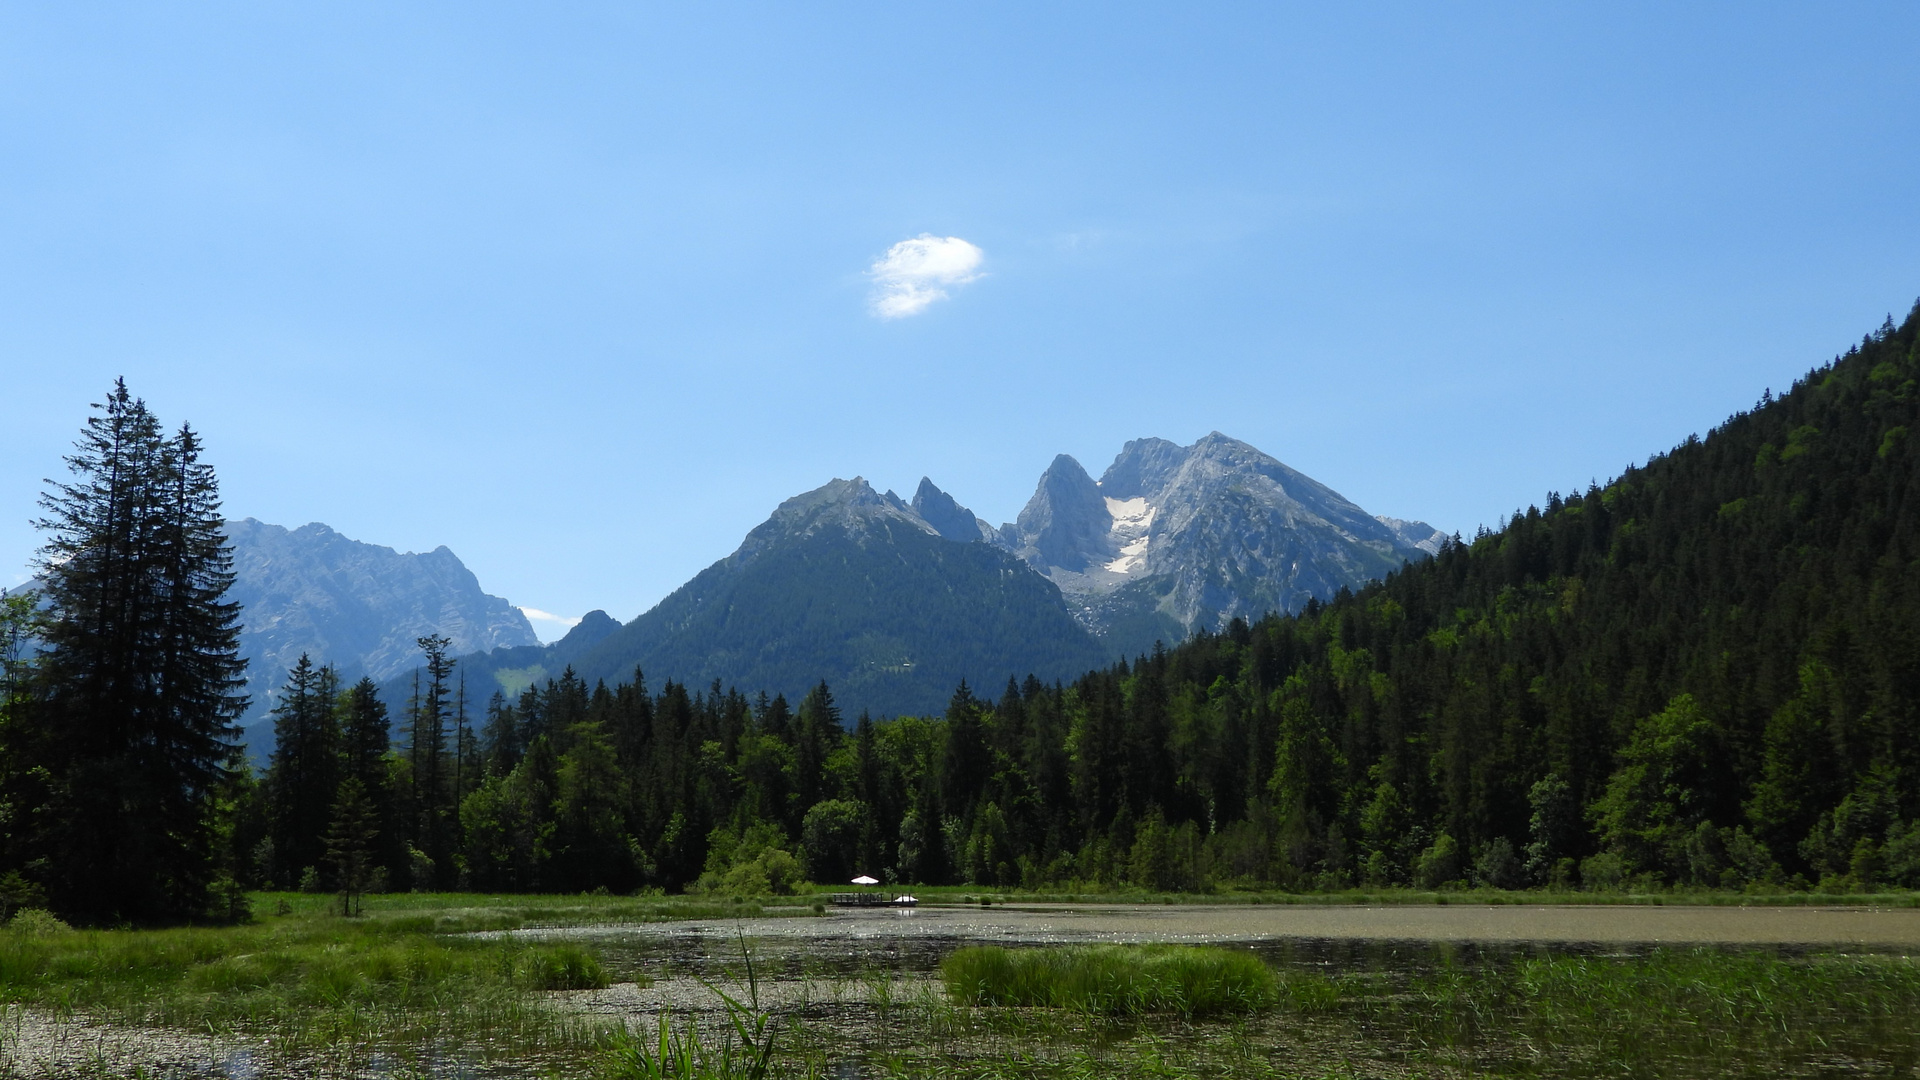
0,892,807,1075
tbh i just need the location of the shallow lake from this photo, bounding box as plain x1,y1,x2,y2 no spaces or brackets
515,903,1920,1079
511,900,1920,980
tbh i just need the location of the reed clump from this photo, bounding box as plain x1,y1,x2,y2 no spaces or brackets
940,945,1277,1017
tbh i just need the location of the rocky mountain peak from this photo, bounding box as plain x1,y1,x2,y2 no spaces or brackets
1097,437,1189,500
911,477,992,543
996,434,1447,654
222,517,537,734
1007,454,1110,573
735,477,933,562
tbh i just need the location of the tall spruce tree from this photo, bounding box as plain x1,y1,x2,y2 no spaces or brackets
339,676,391,794
408,634,454,887
324,778,380,916
264,655,340,887
480,690,522,777
29,381,247,923
336,676,399,881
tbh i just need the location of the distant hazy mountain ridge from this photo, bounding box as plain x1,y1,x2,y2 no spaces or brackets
224,518,538,728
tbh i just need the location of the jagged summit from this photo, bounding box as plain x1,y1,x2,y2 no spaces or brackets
403,435,1442,718
911,477,995,543
734,475,1001,563
750,477,925,541
1002,454,1110,573
458,471,1111,720
221,517,539,751
995,433,1445,654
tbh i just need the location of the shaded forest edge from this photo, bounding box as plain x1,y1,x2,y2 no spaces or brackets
7,302,1920,923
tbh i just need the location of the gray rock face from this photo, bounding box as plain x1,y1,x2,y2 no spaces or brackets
911,477,995,543
1376,516,1451,555
1007,455,1113,573
997,433,1446,655
223,518,537,723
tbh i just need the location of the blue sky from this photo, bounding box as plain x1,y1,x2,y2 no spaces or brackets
4,3,1917,638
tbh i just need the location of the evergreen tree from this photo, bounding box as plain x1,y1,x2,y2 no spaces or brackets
28,381,247,923
336,675,402,882
324,778,380,916
480,690,522,777
264,655,340,886
408,634,454,886
339,676,391,793
794,681,841,812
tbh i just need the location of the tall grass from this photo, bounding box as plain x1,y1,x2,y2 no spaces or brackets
909,944,1920,1077
597,935,798,1080
0,893,638,1071
1388,947,1920,1073
940,945,1277,1018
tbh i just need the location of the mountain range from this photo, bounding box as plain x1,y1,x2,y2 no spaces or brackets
386,433,1443,719
414,476,1114,720
222,519,538,742
190,432,1443,732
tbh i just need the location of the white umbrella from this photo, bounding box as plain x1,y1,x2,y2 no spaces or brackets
851,875,879,886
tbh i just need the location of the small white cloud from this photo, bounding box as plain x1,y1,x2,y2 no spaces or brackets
517,607,580,629
868,234,984,318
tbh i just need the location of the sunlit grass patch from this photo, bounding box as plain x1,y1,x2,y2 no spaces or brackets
940,945,1278,1017
0,892,663,1072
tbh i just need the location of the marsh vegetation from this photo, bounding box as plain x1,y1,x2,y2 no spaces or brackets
0,892,805,1076
1,892,1919,1077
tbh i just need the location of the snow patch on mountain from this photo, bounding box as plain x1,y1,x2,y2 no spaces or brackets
1101,496,1156,575
997,433,1447,652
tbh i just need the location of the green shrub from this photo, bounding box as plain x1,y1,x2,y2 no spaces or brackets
5,908,72,936
1583,852,1629,890
940,944,1277,1017
1414,833,1462,888
517,944,610,991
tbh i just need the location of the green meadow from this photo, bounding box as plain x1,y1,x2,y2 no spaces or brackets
2,890,1918,1078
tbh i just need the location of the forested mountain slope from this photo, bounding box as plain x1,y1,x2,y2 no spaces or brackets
420,478,1108,722
1163,303,1920,887
567,478,1108,719
262,307,1920,895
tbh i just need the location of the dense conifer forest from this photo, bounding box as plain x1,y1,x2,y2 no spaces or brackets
241,304,1920,899
9,306,1920,922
